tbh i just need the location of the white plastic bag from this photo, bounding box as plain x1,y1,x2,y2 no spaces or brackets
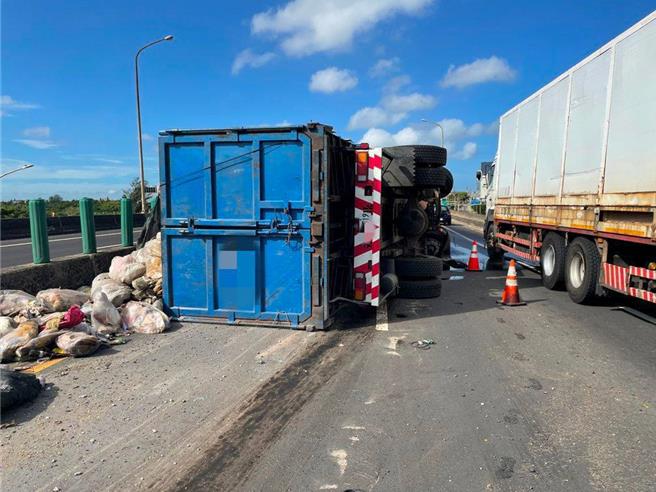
91,292,122,335
56,332,100,357
91,276,132,307
0,320,38,362
0,290,37,316
121,301,169,334
36,289,90,312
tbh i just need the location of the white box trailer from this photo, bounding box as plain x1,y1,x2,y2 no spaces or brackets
487,11,656,305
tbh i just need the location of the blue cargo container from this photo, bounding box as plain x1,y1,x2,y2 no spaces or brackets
159,124,356,330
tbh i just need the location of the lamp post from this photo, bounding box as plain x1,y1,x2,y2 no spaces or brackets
0,163,34,179
135,34,173,214
420,118,445,148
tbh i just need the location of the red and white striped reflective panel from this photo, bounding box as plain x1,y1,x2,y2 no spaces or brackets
629,265,656,281
628,287,656,303
353,147,382,306
602,262,629,293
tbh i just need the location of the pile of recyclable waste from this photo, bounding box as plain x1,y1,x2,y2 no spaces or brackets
0,233,168,365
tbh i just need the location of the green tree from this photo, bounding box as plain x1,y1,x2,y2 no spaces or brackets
123,177,149,212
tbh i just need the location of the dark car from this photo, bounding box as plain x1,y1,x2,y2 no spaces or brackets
440,205,452,225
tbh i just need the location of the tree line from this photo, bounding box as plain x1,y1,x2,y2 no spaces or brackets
1,178,148,218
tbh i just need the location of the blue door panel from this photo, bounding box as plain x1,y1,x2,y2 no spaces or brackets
162,229,311,323
214,142,255,223
168,235,208,311
162,134,312,228
167,143,207,220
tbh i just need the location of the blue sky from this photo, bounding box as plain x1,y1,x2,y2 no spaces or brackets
1,0,654,199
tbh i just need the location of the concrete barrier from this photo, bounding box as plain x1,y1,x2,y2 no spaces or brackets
0,246,134,295
451,210,485,230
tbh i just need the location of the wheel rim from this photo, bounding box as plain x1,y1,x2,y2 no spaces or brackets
543,244,556,277
569,251,585,288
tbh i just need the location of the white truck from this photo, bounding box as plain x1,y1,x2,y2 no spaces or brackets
486,11,656,305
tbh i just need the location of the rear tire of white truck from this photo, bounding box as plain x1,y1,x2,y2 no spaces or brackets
541,233,566,290
564,237,601,304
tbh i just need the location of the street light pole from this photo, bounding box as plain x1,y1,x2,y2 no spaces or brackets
421,118,445,148
135,34,173,214
0,163,34,179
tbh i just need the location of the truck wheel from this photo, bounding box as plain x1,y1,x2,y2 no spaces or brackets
564,237,601,304
384,145,447,167
540,233,566,290
484,222,504,261
398,278,442,299
414,167,453,195
395,256,443,279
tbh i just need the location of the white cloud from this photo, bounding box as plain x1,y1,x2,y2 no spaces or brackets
23,126,50,138
1,95,40,116
441,56,517,89
359,119,486,160
370,57,400,77
348,76,435,130
309,67,358,93
348,107,406,129
14,139,58,149
231,49,276,74
251,0,433,57
453,142,477,160
382,93,436,113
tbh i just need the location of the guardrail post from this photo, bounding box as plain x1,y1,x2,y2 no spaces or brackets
79,197,97,254
120,197,133,246
28,199,50,264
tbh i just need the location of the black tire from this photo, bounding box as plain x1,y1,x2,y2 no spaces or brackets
398,278,442,299
395,256,443,279
384,145,447,167
540,233,566,290
564,237,601,304
414,167,453,194
485,221,504,261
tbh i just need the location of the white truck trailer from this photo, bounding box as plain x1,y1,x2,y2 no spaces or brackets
486,11,656,305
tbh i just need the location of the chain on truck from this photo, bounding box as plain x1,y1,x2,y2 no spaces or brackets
481,11,656,306
158,124,453,330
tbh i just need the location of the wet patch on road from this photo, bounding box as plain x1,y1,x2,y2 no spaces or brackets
495,457,516,479
526,378,543,390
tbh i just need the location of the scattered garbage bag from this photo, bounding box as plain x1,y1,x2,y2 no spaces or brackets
16,330,66,361
0,317,16,337
40,305,85,332
0,368,42,411
0,320,39,362
80,301,94,319
0,290,37,316
92,273,112,290
56,332,100,357
109,254,146,285
91,276,132,307
121,301,170,334
70,322,95,335
91,292,121,335
77,285,91,295
36,289,90,312
136,195,161,248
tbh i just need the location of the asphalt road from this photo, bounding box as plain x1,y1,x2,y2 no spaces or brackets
0,228,141,269
2,222,655,491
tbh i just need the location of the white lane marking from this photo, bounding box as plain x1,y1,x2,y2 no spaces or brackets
444,226,482,246
0,229,140,248
342,425,365,430
375,302,388,331
330,449,348,476
320,485,338,490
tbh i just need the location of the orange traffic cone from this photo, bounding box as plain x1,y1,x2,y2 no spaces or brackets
497,260,526,306
466,241,482,271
